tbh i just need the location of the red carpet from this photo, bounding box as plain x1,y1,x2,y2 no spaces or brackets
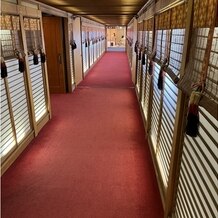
1,52,163,218
79,52,133,88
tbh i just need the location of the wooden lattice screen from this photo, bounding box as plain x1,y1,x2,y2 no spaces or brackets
177,0,218,119
1,15,23,59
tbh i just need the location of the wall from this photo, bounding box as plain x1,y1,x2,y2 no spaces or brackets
81,18,106,75
1,0,51,174
127,0,218,217
0,0,106,174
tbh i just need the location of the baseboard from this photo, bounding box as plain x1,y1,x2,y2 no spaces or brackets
83,51,106,78
134,86,166,211
1,114,50,176
37,113,50,133
147,134,166,210
1,132,35,176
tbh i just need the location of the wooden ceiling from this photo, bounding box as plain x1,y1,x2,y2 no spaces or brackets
37,0,148,25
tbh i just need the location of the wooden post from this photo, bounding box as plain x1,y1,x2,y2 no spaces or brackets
19,12,39,136
4,78,18,145
39,11,52,119
146,16,155,133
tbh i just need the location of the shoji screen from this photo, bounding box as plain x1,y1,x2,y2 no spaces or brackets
103,31,106,53
96,31,100,58
126,22,133,66
69,22,75,84
140,27,148,109
150,12,172,152
174,0,217,217
101,29,106,55
24,18,48,123
150,3,187,191
82,26,89,73
92,31,96,62
159,5,187,189
1,77,17,162
96,30,100,58
100,30,103,54
141,18,153,121
7,58,32,141
150,62,162,147
89,30,94,66
136,22,143,94
0,0,52,173
81,18,105,74
100,30,104,55
96,30,99,59
174,108,217,218
1,15,32,162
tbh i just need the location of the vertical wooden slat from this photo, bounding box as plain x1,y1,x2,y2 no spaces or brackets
39,14,51,118
19,13,38,136
146,17,155,133
3,78,18,146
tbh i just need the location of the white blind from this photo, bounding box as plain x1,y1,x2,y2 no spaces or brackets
136,31,143,92
174,108,218,218
90,41,94,66
82,37,89,73
149,28,184,189
7,58,32,143
148,31,153,54
140,55,148,108
141,30,152,120
28,55,47,122
150,63,161,148
0,78,16,161
156,30,162,60
143,62,151,120
157,74,178,188
93,40,97,62
169,29,185,77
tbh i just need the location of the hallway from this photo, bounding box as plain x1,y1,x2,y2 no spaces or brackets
1,52,163,218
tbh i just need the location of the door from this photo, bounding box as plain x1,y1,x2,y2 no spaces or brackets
42,16,66,93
